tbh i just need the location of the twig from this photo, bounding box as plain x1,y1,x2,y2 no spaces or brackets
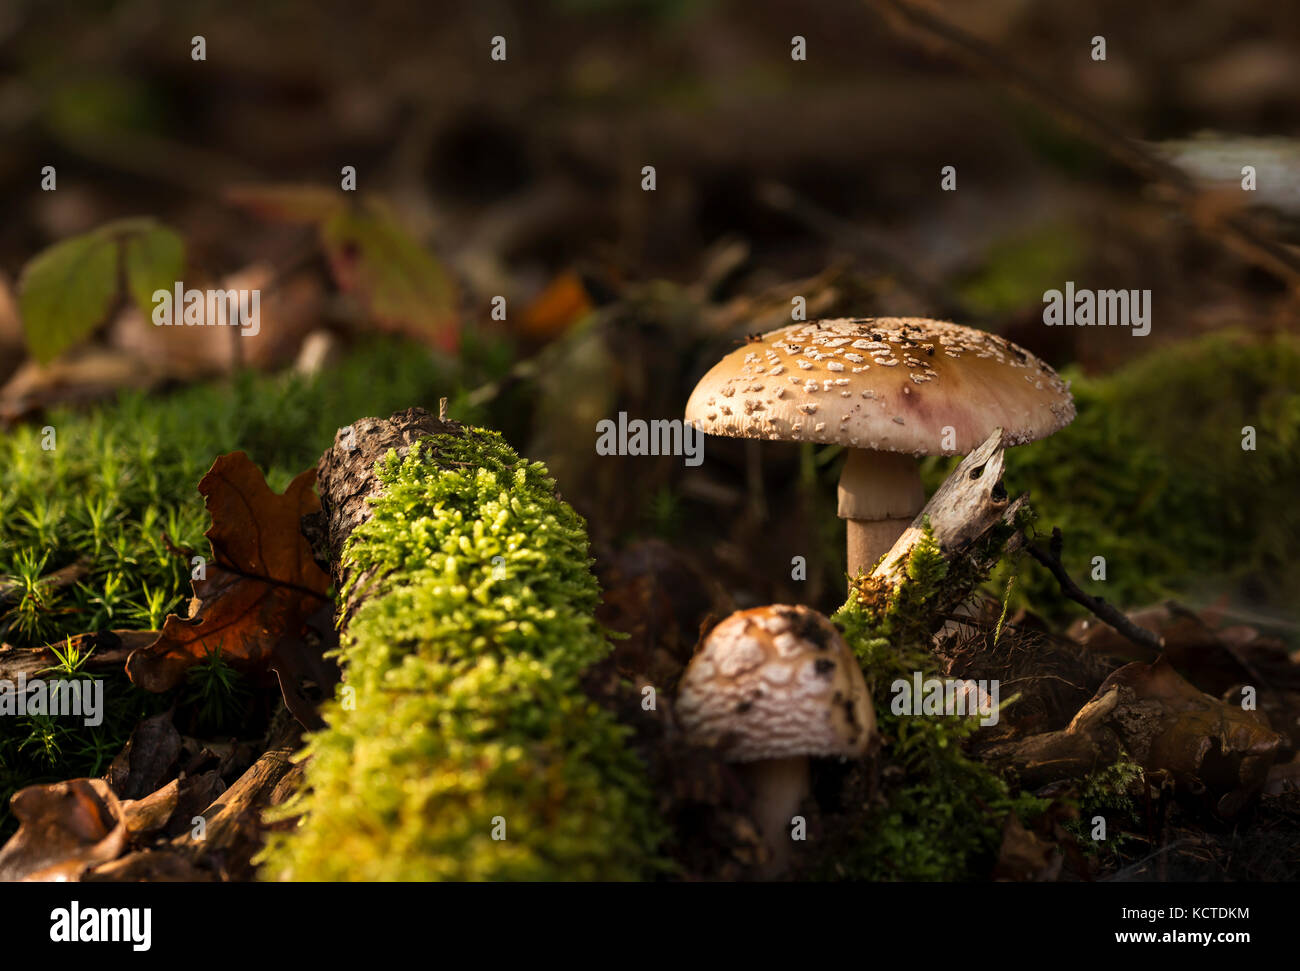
866,0,1300,291
1026,527,1164,653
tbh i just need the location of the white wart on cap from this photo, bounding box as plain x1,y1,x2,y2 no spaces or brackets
684,317,1074,453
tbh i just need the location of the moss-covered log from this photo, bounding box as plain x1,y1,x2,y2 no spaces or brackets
259,408,663,880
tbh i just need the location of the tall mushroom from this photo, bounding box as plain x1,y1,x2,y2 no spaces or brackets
675,604,875,878
685,317,1075,580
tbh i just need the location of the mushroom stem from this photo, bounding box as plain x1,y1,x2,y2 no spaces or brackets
846,517,914,580
837,448,925,581
745,756,811,879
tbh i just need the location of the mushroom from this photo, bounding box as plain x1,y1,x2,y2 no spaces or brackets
675,604,875,878
684,317,1075,581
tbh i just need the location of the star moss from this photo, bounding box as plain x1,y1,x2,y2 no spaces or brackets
0,337,487,840
259,428,664,880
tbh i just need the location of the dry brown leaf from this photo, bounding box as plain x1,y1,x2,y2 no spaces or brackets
1069,601,1297,696
126,452,331,692
518,270,593,340
106,262,323,379
0,345,165,425
0,779,127,882
988,655,1287,817
104,710,181,800
0,272,23,387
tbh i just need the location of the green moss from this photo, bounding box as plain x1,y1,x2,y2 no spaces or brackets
828,525,1024,881
1064,757,1145,861
922,332,1300,622
1077,757,1145,823
0,336,503,836
826,332,1294,878
259,428,664,881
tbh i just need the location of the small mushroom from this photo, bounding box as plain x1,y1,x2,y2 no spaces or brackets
685,317,1075,581
675,604,875,878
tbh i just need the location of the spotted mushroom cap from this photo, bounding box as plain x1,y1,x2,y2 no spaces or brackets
675,604,875,763
684,317,1075,455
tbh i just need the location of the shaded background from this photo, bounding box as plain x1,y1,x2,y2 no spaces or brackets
0,0,1299,879
1,0,1297,617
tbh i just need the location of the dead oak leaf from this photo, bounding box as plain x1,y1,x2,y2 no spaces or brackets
126,452,331,692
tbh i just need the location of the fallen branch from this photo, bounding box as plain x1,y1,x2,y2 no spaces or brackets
840,427,1035,661
0,559,89,610
300,406,462,626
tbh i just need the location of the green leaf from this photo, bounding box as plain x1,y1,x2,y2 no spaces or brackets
17,219,186,363
229,186,459,351
17,231,120,364
122,224,185,317
320,198,459,351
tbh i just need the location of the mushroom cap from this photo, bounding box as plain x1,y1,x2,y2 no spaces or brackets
675,605,875,763
684,317,1075,455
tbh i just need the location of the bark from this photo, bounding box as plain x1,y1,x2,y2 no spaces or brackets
302,406,464,628
0,559,89,609
854,426,1028,627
